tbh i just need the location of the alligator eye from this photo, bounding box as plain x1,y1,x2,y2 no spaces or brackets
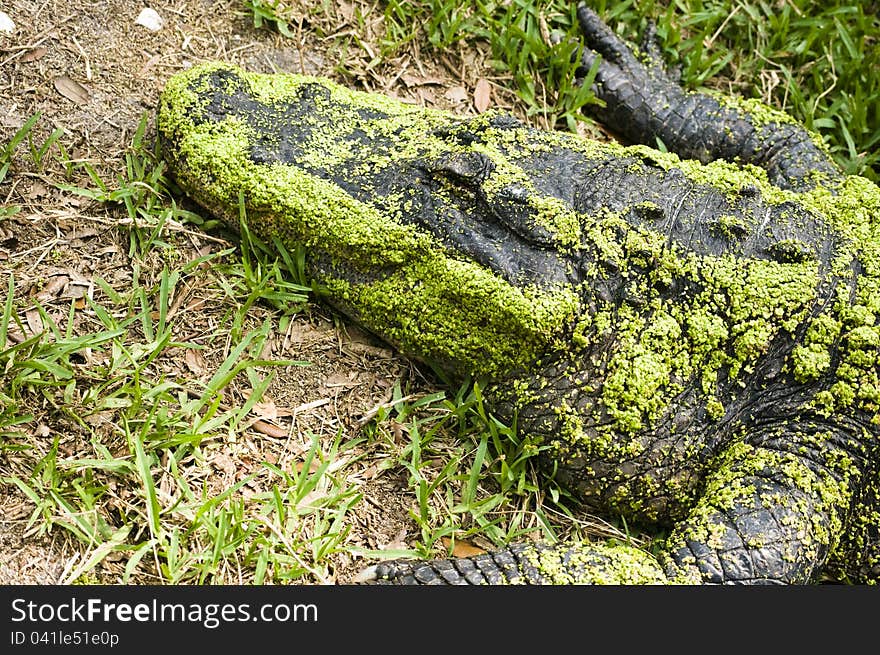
423,151,495,183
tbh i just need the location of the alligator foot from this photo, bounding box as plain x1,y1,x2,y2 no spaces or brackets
572,2,840,189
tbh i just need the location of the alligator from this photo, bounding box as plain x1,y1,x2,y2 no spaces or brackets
157,4,880,584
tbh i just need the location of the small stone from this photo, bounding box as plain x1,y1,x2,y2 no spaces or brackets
135,8,163,32
0,11,15,34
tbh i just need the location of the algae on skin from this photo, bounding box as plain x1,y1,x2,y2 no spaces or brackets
522,541,681,584
158,64,583,378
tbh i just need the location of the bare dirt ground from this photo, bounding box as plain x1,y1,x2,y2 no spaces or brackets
1,0,589,584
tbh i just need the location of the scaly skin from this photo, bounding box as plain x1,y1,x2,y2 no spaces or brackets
157,4,880,584
573,5,842,191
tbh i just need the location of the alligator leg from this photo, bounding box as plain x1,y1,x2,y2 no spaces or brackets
662,434,860,584
573,3,842,190
359,432,860,585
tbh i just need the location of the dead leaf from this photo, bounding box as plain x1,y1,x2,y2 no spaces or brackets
416,88,436,106
25,181,48,199
252,399,293,419
184,349,207,375
260,337,275,360
25,308,44,336
252,420,287,439
442,537,486,558
474,78,492,112
33,275,69,303
53,76,89,105
60,195,83,208
343,340,392,358
401,73,445,88
252,400,279,422
212,453,236,476
63,281,90,300
138,53,161,77
383,528,409,551
444,85,469,104
338,1,356,22
70,227,99,246
2,324,25,344
292,397,331,415
322,372,358,388
21,46,47,63
295,459,323,474
361,462,381,480
539,14,551,45
390,420,405,444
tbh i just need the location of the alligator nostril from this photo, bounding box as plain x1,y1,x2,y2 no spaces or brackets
740,184,761,198
707,215,751,241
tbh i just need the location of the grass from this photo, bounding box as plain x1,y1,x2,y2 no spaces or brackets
360,362,647,563
0,243,335,582
243,0,300,38
607,0,879,179
1,111,371,583
248,0,879,180
0,112,66,221
382,1,602,131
